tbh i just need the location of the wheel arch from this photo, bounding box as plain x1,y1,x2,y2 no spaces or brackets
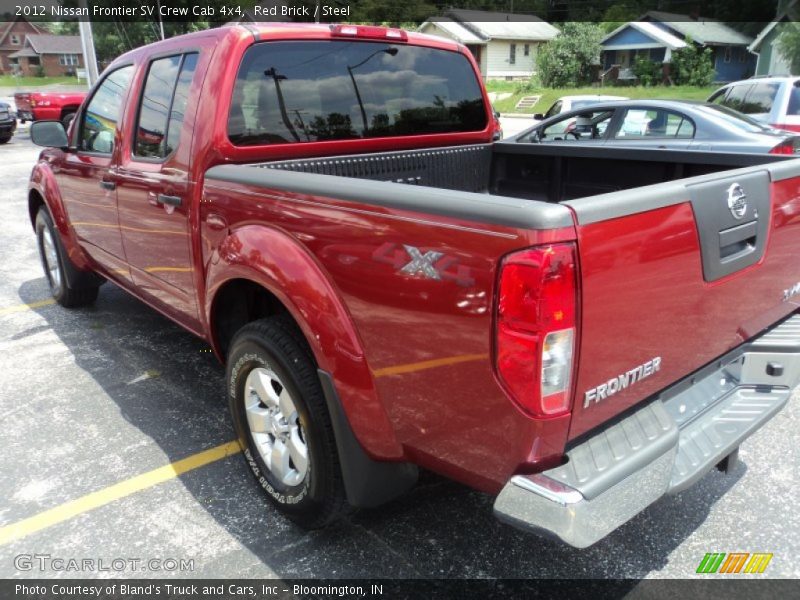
205,225,404,461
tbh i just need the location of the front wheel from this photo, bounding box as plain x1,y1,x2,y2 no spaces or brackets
36,209,99,307
0,136,10,144
227,318,348,529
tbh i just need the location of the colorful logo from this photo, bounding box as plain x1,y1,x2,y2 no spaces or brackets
696,552,773,574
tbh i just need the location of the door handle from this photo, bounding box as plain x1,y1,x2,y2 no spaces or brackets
157,194,182,207
99,180,116,191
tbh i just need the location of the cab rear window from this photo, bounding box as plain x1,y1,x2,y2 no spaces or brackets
228,40,487,145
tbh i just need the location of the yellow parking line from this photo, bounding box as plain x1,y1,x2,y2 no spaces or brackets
0,298,56,316
0,440,241,547
372,353,489,378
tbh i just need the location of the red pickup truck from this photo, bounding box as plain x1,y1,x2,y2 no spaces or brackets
28,24,800,548
14,90,87,126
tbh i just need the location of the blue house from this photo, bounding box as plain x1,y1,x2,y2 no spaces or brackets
601,11,755,83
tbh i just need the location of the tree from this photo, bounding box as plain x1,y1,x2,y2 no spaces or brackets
632,55,661,86
536,23,603,88
669,39,715,86
600,3,642,34
777,22,800,75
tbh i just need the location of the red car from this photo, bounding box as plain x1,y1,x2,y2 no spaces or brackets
14,90,87,126
27,23,800,548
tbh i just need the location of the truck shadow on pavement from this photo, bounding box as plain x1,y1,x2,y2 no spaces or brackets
18,277,746,579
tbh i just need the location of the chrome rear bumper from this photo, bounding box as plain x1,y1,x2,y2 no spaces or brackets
494,314,800,548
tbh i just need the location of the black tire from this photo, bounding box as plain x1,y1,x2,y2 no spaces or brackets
227,317,348,529
0,136,10,144
35,208,99,308
61,112,76,129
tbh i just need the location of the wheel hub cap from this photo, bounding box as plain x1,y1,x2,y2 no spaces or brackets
244,367,308,487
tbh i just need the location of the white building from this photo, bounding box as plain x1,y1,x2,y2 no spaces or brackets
419,10,559,81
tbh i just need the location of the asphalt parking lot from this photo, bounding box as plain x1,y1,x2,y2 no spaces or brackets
0,129,798,581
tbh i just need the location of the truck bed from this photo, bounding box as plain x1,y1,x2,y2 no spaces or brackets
245,142,789,203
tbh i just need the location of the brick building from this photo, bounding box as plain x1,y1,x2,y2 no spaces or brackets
0,16,44,74
8,34,84,77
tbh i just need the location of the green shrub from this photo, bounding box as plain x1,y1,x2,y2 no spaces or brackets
632,56,661,86
537,23,603,88
670,40,715,87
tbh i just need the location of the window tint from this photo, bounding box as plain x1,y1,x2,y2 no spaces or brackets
615,109,695,139
228,41,487,145
721,84,754,113
80,65,134,154
745,82,780,114
165,54,197,155
134,53,197,159
709,88,729,104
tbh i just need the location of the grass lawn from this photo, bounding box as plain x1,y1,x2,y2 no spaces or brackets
486,82,719,114
0,75,86,87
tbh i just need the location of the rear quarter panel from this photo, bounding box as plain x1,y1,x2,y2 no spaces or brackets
201,179,576,493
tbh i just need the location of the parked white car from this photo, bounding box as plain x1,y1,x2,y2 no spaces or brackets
532,95,629,123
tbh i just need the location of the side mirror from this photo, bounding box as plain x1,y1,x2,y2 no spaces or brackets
533,113,544,120
31,120,69,149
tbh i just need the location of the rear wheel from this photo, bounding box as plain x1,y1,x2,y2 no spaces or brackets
36,209,99,307
227,317,348,528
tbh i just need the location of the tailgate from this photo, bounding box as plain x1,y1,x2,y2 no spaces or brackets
13,93,31,112
563,159,800,439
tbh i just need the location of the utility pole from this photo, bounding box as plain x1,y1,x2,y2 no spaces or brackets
77,0,99,88
156,0,165,40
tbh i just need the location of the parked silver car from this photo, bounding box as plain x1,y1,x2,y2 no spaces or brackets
514,99,800,154
708,76,800,132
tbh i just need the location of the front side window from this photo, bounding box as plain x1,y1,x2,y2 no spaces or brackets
134,53,198,159
80,65,135,154
228,41,487,145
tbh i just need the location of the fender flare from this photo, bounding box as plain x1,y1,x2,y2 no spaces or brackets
29,158,94,273
205,224,404,462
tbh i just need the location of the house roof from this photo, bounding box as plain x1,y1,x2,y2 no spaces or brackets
442,9,559,41
643,11,752,46
420,19,484,44
749,0,797,52
0,16,45,48
8,47,39,59
602,20,688,50
25,34,82,55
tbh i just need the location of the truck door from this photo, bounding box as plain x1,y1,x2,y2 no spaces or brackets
115,48,208,332
57,65,136,281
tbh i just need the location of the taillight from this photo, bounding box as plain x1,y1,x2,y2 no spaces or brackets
495,243,578,417
770,140,796,154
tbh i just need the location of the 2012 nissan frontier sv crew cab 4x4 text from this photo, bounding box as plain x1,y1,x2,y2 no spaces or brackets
27,23,800,548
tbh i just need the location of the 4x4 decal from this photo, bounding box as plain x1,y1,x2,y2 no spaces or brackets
372,242,475,287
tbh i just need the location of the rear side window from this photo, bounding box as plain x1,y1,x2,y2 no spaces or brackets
80,65,135,153
721,84,753,113
615,109,695,139
134,53,198,159
744,82,780,114
228,41,487,145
